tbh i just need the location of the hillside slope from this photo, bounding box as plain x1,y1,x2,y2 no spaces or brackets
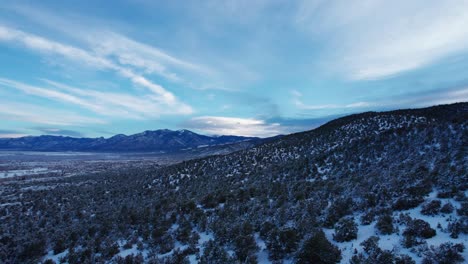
0,102,466,264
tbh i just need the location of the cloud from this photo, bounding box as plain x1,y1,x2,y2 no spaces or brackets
183,116,283,137
291,85,468,115
4,3,260,91
296,0,468,79
266,115,341,133
88,31,213,81
0,77,193,119
32,127,84,137
44,79,193,117
384,86,468,108
291,90,373,110
0,25,193,114
0,102,105,126
0,130,28,138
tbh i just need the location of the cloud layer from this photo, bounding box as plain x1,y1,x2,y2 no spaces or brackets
0,1,467,138
296,0,468,79
0,25,193,115
183,116,283,137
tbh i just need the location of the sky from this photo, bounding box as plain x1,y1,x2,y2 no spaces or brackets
0,0,467,138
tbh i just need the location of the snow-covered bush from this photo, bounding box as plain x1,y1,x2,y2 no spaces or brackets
333,217,358,242
200,240,234,264
421,200,441,216
448,217,468,239
421,242,465,264
267,227,300,261
393,196,425,211
376,214,394,235
350,236,397,264
296,230,341,264
440,202,454,214
402,219,436,248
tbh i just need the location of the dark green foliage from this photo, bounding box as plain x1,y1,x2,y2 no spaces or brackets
376,214,394,235
440,202,454,214
448,217,468,239
422,242,465,264
395,255,416,264
267,227,300,261
350,236,396,264
295,230,341,264
421,200,441,216
457,202,468,216
234,234,258,262
19,238,47,262
403,219,436,248
393,196,425,211
333,217,358,242
199,240,234,264
325,198,353,227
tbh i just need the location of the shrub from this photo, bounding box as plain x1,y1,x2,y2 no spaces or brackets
267,227,300,261
200,240,234,264
457,202,468,216
448,217,468,239
422,242,465,264
296,230,341,264
404,219,436,239
19,239,47,261
376,214,394,235
350,236,397,264
333,217,358,242
440,202,454,214
325,198,353,227
234,234,258,262
360,211,375,226
393,196,424,211
421,200,441,216
395,255,416,264
402,218,436,248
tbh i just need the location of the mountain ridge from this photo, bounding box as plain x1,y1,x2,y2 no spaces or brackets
0,129,260,152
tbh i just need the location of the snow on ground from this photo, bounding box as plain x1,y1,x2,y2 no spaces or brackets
324,222,376,263
43,249,69,263
41,190,466,263
0,167,56,178
324,190,468,263
255,233,272,264
115,239,149,259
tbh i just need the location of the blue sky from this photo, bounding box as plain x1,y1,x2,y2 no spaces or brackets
0,0,467,138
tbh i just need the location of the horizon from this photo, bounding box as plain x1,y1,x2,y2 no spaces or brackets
1,1,468,138
1,101,465,140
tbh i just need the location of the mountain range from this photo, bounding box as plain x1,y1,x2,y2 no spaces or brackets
0,129,261,152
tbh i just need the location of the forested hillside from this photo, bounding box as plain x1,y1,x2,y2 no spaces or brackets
0,103,466,264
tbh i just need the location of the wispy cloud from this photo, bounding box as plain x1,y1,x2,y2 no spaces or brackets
386,86,468,108
0,78,192,119
0,102,105,126
291,90,372,110
292,86,468,115
32,127,84,137
296,0,468,79
88,31,213,82
0,25,193,114
0,130,28,138
183,116,283,137
5,3,259,91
